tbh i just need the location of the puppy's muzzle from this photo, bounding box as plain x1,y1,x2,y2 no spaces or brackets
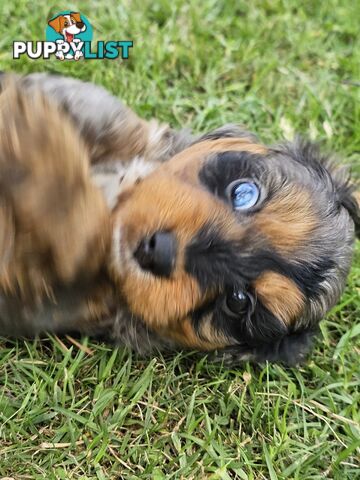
76,21,85,29
133,230,177,277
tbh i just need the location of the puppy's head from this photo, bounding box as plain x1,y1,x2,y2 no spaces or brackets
110,126,359,363
48,12,85,39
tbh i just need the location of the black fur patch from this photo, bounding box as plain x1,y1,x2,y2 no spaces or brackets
272,139,331,180
198,151,266,204
220,328,318,365
185,225,246,291
185,224,335,300
191,287,318,365
216,293,288,344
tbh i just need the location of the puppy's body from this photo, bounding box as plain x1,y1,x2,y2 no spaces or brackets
0,74,187,349
0,73,358,364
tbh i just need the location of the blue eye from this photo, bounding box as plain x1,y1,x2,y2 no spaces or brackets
230,182,259,210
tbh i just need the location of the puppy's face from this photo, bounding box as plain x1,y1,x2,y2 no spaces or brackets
48,13,86,41
110,127,359,362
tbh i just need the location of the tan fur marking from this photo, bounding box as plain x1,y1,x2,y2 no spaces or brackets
110,134,268,332
254,272,304,325
197,314,230,346
112,172,235,327
163,317,228,350
90,116,150,164
155,137,267,192
0,202,14,290
191,138,267,155
354,191,360,209
255,186,318,252
0,83,111,299
164,138,267,180
91,117,174,165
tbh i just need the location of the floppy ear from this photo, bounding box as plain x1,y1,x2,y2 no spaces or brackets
287,139,360,239
70,12,82,23
328,161,360,238
341,188,360,237
48,16,62,33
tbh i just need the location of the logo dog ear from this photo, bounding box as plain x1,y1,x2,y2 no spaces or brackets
70,12,82,23
48,16,62,33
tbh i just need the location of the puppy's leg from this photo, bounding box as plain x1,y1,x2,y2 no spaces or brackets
18,73,194,165
0,201,14,288
0,83,110,299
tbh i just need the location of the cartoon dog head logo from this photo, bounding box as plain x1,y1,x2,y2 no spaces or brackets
49,12,86,42
46,11,92,60
13,12,132,61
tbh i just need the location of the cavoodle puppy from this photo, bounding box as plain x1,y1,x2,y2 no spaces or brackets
0,73,358,364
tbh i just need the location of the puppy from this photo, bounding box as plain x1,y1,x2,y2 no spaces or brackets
48,12,86,60
0,73,358,364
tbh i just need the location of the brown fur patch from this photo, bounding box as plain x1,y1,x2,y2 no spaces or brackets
0,83,111,298
354,191,360,209
163,138,267,182
89,114,174,166
0,202,14,289
162,316,228,350
254,271,305,325
255,185,318,252
190,138,267,155
110,137,268,332
89,115,151,164
111,171,240,327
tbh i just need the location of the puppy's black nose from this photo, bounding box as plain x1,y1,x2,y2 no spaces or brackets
76,21,85,28
134,231,177,277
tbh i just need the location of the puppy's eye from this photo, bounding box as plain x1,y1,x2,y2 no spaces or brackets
230,181,259,210
226,289,249,315
64,21,69,26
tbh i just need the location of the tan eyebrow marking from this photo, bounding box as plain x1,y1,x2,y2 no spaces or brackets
253,271,305,325
255,185,318,252
161,316,229,350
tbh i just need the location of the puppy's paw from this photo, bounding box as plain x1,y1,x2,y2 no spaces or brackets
55,51,65,60
0,81,111,298
74,50,83,61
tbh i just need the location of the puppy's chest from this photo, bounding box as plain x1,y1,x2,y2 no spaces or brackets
90,157,158,210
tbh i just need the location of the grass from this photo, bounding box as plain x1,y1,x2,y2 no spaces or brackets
0,0,359,478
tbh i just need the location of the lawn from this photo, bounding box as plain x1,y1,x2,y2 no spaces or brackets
0,0,359,478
